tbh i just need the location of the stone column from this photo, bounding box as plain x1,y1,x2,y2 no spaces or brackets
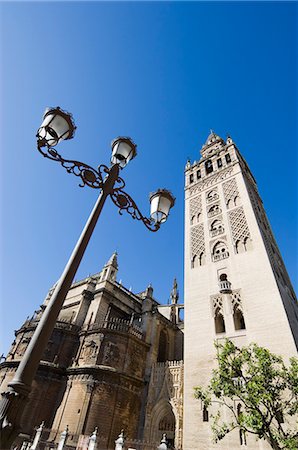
30,421,44,450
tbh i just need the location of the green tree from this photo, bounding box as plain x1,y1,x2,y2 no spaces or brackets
194,340,298,449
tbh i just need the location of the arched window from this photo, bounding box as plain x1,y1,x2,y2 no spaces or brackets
244,237,252,251
157,330,169,362
191,255,198,268
190,215,195,225
210,219,224,237
197,212,201,223
226,199,232,209
233,308,246,330
213,241,229,261
205,160,213,174
199,252,205,266
236,240,246,254
208,204,221,217
234,196,240,206
214,308,226,333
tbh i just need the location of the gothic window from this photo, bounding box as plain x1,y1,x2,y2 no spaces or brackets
210,219,224,237
231,291,246,331
203,406,209,422
233,308,246,330
208,204,221,217
197,212,201,223
189,174,194,184
217,158,222,168
225,153,231,163
215,308,226,333
157,329,169,362
190,215,195,225
197,169,201,179
205,159,213,174
212,241,229,262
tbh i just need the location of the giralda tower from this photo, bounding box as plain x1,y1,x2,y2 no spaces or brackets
183,132,298,449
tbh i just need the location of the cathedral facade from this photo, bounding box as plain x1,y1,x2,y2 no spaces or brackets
0,132,297,450
0,254,184,449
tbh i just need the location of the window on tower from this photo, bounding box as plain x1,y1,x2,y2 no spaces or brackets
225,153,231,163
205,160,213,174
217,158,222,168
197,169,201,180
189,174,194,184
214,308,226,333
212,241,229,261
233,307,246,330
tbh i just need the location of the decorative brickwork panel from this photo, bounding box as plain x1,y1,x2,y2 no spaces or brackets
211,294,224,316
188,166,234,196
223,178,239,204
190,224,205,258
189,194,202,219
228,207,250,243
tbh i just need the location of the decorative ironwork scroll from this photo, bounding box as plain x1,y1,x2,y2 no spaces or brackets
36,142,159,231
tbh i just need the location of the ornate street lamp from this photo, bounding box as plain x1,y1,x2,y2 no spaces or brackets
0,107,175,448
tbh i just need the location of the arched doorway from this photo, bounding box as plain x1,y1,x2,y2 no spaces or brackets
150,402,176,448
158,409,175,447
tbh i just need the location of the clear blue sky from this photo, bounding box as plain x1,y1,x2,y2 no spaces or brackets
0,1,297,355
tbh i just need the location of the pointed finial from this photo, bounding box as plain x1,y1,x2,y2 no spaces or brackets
170,278,179,304
145,283,153,299
106,251,118,268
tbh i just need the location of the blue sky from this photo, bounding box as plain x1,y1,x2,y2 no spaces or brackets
0,1,297,354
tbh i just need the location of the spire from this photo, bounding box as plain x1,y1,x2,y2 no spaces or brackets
204,130,223,147
101,251,118,282
170,278,179,304
145,283,153,299
106,251,118,269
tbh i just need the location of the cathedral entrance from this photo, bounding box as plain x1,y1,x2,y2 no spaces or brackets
158,410,175,447
151,404,176,448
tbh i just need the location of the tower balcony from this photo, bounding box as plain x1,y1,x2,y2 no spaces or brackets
210,227,224,237
213,251,229,262
219,280,232,293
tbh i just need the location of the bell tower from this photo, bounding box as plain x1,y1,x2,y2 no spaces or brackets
183,132,298,449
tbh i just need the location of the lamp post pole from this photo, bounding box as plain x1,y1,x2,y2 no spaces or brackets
0,107,175,449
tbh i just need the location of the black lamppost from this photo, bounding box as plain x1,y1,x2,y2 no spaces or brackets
0,107,175,448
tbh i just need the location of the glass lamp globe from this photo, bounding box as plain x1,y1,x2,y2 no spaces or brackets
150,189,175,224
37,107,76,147
111,137,137,168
